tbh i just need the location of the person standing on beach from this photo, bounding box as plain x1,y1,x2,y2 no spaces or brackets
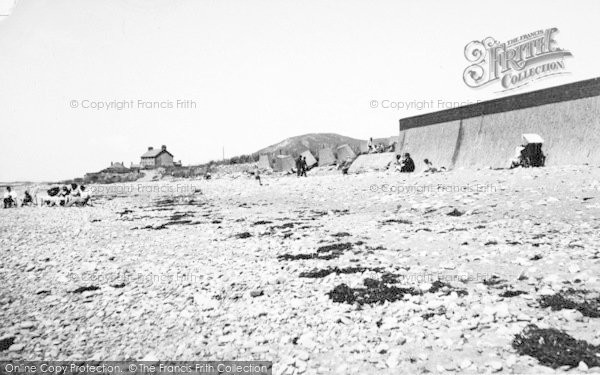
253,166,263,186
301,157,308,177
296,156,302,177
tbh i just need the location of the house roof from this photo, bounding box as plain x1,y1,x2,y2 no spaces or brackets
141,148,173,158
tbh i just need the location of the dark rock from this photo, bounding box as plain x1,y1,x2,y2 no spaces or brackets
331,232,351,237
0,336,15,352
71,286,100,294
447,208,464,217
500,290,528,298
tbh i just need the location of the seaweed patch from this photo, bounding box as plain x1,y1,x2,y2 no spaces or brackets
500,290,528,298
538,290,600,318
513,324,600,369
327,279,420,305
299,266,383,278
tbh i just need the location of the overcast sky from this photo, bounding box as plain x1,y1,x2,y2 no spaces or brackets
1,0,599,181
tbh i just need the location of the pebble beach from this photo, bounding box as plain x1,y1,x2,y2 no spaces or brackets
2,166,600,374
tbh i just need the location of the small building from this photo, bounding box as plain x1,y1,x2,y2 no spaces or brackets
140,145,174,168
130,162,141,172
102,161,129,173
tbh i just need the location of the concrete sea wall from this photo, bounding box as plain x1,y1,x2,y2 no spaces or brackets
398,78,600,170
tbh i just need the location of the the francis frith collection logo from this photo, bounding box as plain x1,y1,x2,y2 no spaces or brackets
463,27,573,92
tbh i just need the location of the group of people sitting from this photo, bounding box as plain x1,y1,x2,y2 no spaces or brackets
510,143,546,168
3,187,20,208
395,153,445,173
3,183,91,208
367,138,395,154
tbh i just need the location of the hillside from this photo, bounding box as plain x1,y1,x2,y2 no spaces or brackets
255,133,365,157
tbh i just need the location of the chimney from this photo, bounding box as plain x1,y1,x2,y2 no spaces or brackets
161,145,167,150
148,146,153,151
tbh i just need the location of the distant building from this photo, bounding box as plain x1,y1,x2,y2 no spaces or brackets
130,162,141,171
140,145,174,168
102,161,129,173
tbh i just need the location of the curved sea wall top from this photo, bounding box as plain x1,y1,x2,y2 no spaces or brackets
398,77,600,170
